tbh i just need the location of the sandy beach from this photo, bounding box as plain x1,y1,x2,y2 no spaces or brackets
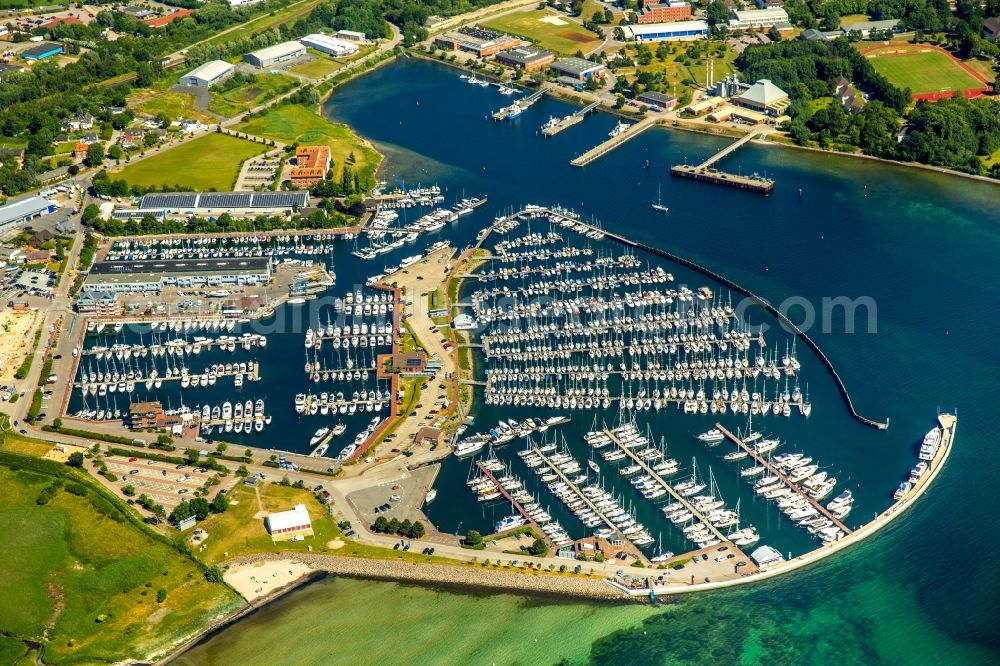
224,559,316,602
0,310,36,380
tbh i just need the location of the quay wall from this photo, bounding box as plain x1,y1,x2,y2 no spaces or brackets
222,552,631,601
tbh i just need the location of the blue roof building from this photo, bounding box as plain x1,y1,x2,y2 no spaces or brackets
23,42,63,60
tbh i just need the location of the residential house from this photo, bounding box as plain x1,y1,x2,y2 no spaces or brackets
63,114,95,132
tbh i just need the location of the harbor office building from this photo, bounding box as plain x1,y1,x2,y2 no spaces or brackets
82,257,273,295
495,46,554,72
244,41,307,68
620,20,709,42
179,60,235,88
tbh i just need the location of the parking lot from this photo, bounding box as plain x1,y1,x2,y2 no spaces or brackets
347,465,437,526
103,455,231,509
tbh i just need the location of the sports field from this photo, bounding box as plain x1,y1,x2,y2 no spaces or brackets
866,47,984,95
482,10,601,55
112,133,265,191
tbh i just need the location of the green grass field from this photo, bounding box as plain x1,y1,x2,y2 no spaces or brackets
868,49,982,94
0,463,242,664
111,133,265,191
208,73,297,117
482,10,601,55
130,89,216,123
237,103,380,182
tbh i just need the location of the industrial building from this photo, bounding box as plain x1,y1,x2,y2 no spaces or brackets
840,19,900,38
728,8,790,30
733,79,790,115
136,191,310,216
549,57,606,81
637,91,678,110
23,42,63,60
265,504,314,541
289,145,331,188
179,60,235,88
83,257,273,294
0,196,57,236
244,41,307,68
301,33,359,57
495,46,554,72
620,20,709,42
434,26,522,57
637,1,692,24
336,29,367,42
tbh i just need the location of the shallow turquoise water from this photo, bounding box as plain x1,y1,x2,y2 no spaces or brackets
172,59,999,664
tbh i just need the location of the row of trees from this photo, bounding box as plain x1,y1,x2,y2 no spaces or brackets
169,493,229,524
372,516,426,539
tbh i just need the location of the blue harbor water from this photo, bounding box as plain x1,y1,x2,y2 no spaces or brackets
171,58,998,662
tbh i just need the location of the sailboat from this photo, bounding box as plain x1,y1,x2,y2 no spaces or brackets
652,184,669,213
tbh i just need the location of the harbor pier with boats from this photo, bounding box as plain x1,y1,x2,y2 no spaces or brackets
669,129,774,194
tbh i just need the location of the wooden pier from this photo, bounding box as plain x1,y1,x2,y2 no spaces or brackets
670,129,773,194
570,116,658,167
541,101,600,137
714,423,853,535
603,428,730,544
475,461,551,546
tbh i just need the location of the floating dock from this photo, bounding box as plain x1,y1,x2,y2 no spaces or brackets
603,427,731,545
476,461,551,546
492,89,546,120
570,116,657,167
541,101,600,137
714,423,854,535
670,129,773,194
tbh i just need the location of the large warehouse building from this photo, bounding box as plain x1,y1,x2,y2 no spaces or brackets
244,41,306,68
131,191,310,216
621,20,709,42
0,196,57,237
84,257,273,294
301,33,359,57
179,60,235,87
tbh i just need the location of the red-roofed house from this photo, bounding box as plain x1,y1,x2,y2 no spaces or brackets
146,9,194,28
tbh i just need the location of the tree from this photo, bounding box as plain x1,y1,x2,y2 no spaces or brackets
236,464,249,478
210,492,229,513
85,142,105,167
184,448,200,464
409,521,425,539
190,497,210,520
464,529,482,547
244,448,253,459
52,417,63,430
373,515,389,533
171,500,191,523
108,145,123,161
66,451,84,468
528,537,547,556
387,517,401,534
216,441,227,454
122,484,136,497
156,589,167,603
205,566,224,583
